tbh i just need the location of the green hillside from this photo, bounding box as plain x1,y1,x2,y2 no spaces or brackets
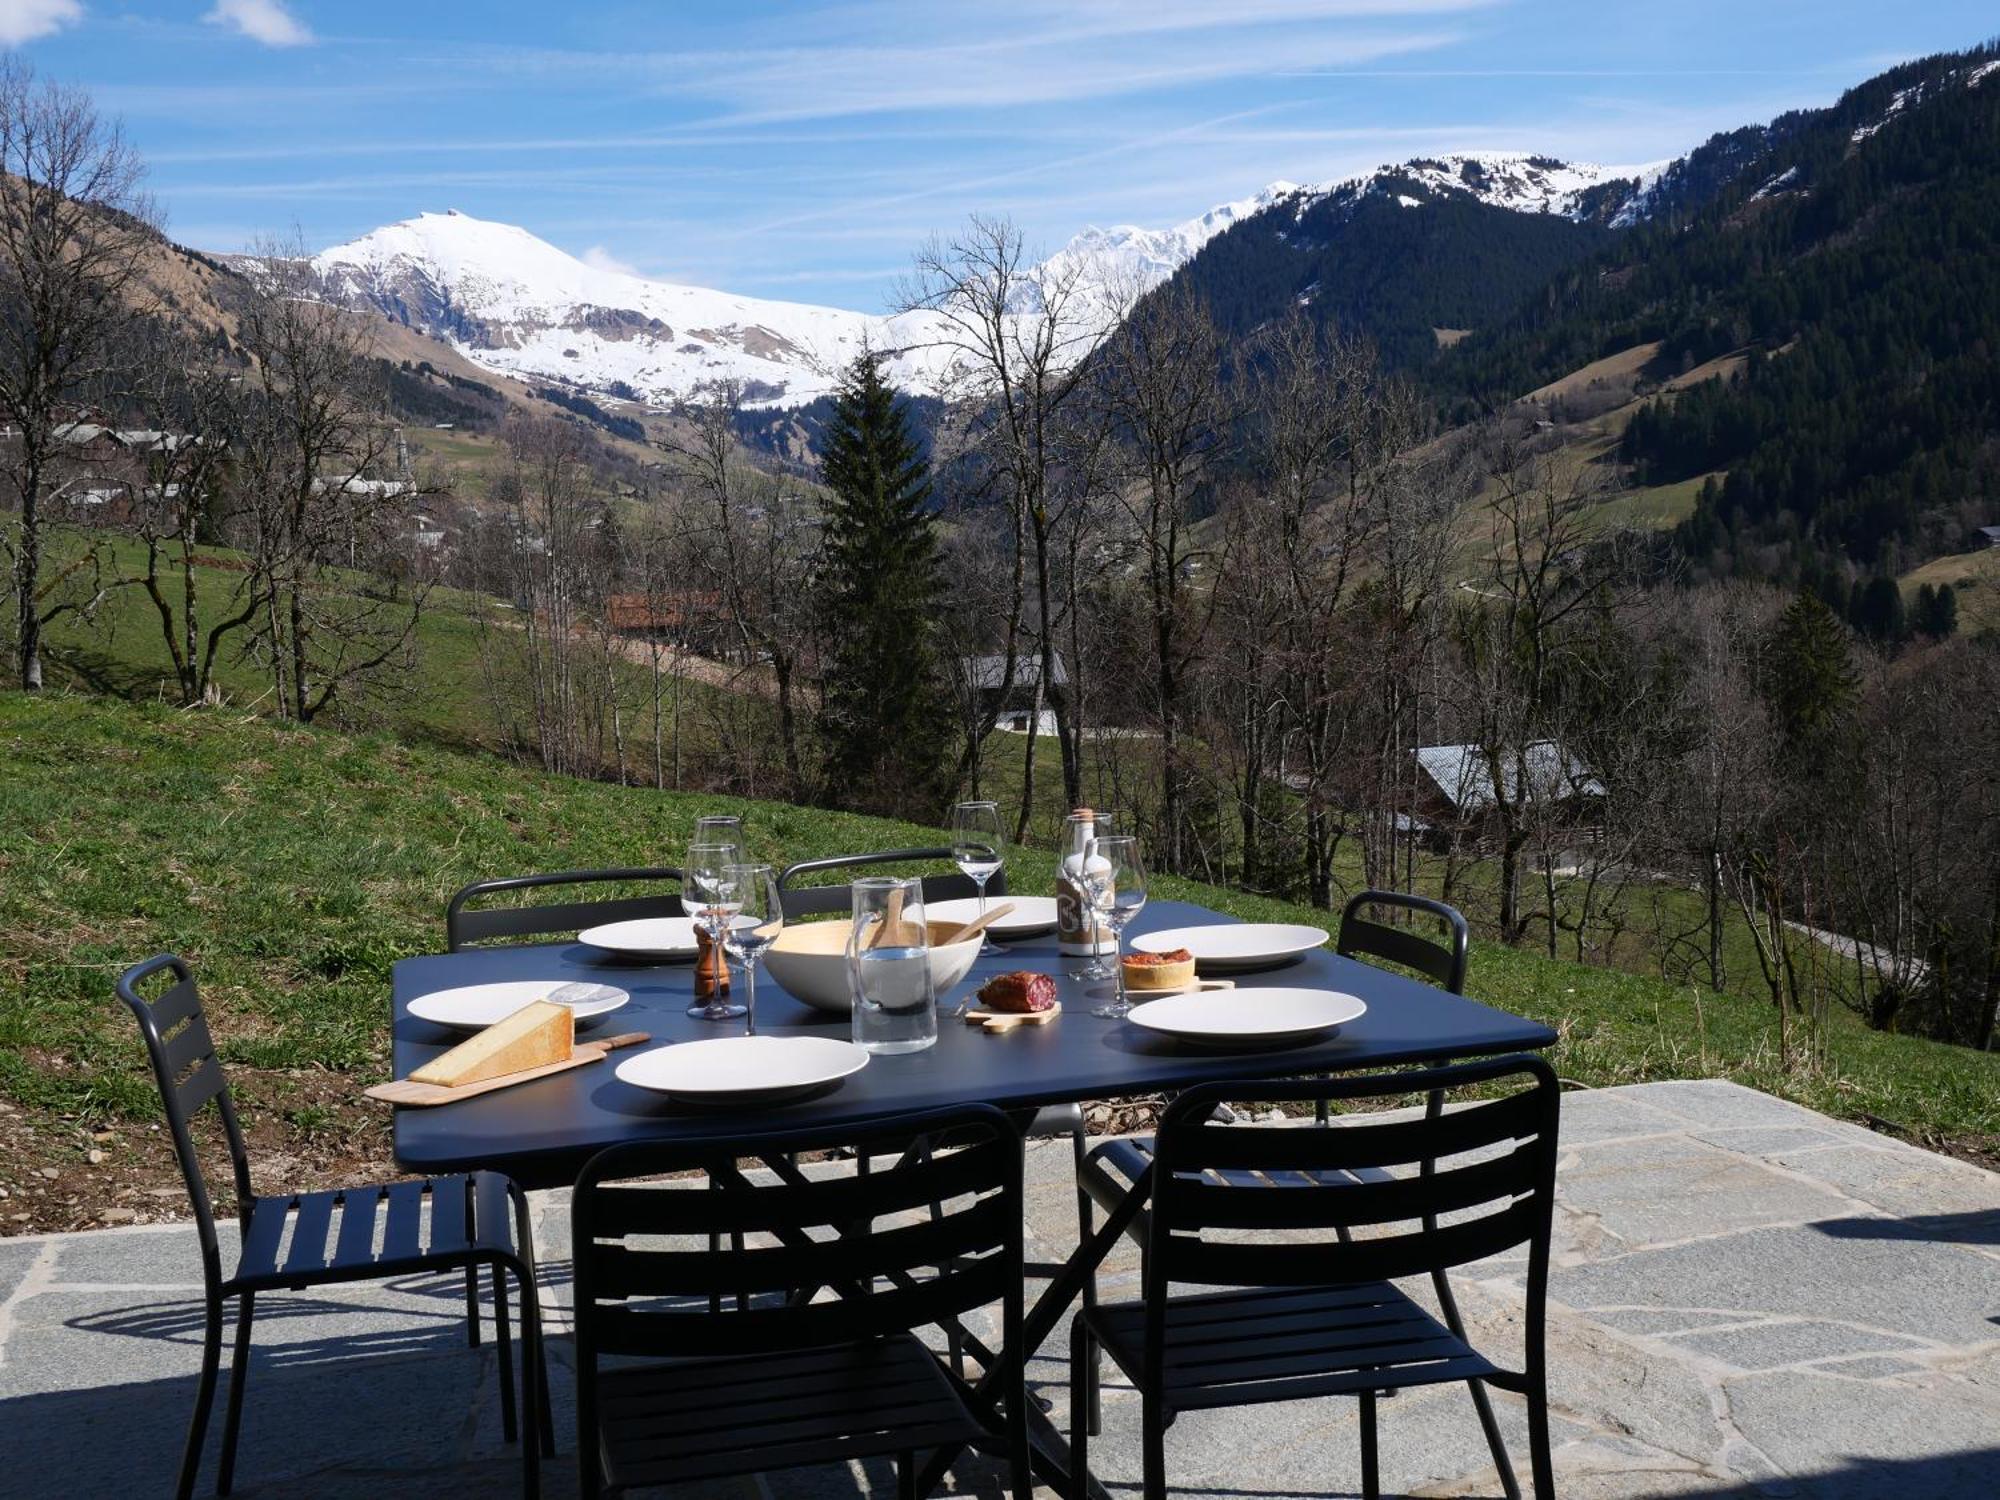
3,692,1995,1232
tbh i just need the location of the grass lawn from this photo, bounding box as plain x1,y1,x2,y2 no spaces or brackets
34,528,728,763
2,691,1995,1234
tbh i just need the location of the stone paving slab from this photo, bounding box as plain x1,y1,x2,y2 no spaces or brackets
0,1080,1996,1498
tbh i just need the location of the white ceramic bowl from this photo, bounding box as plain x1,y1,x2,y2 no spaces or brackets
764,918,984,1013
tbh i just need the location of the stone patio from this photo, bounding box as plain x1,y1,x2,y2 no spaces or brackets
2,1080,1997,1498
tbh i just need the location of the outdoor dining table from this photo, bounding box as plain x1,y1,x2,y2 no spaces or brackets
389,896,1558,1497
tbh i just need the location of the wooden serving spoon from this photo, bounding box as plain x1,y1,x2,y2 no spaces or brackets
939,902,1016,945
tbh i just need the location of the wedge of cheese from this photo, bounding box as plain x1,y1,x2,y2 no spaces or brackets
410,1000,573,1088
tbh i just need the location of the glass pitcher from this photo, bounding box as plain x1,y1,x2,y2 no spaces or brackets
848,876,938,1055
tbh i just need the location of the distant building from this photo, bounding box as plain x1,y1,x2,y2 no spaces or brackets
1979,524,2000,550
1411,740,1603,835
605,591,730,655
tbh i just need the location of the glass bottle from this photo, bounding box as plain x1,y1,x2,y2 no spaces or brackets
848,876,938,1054
1056,808,1116,965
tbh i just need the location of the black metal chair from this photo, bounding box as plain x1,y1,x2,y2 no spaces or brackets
1070,1056,1560,1500
776,848,1093,1354
445,866,685,951
1337,887,1469,992
775,846,1007,918
571,1105,1033,1498
117,955,550,1499
1083,888,1473,1209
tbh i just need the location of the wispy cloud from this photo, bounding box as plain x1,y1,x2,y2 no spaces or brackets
447,3,1485,126
0,0,81,47
204,0,314,49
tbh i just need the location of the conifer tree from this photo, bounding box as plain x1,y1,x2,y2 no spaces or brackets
815,351,950,814
1764,590,1857,778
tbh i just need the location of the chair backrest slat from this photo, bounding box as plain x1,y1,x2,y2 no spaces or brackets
445,867,684,951
776,848,1007,919
1164,1197,1542,1289
573,1106,1023,1366
1170,1084,1543,1174
1148,1057,1557,1291
592,1259,1015,1359
117,955,255,1286
1161,1137,1542,1233
1338,890,1469,993
159,1006,217,1078
591,1191,1013,1301
590,1134,1009,1238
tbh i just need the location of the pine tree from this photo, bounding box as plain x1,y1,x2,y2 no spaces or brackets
1764,590,1857,777
815,351,951,815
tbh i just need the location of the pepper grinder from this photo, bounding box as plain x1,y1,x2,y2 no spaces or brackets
694,924,731,1001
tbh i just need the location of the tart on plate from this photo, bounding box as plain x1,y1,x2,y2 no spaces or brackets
1121,947,1197,992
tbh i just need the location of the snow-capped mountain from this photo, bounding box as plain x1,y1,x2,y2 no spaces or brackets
272,157,1669,413
304,210,954,408
1038,181,1301,299
1303,152,1672,227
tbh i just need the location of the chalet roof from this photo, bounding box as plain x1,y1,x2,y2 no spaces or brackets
1415,740,1603,813
963,652,1068,691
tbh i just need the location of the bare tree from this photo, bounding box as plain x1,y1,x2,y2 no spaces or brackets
1091,278,1232,872
662,384,819,796
901,215,1108,835
1451,440,1640,944
0,58,155,689
232,242,436,722
121,332,250,705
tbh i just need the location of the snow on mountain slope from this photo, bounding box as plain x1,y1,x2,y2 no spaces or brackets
288,160,1664,413
1038,181,1301,298
309,209,950,408
1302,152,1671,225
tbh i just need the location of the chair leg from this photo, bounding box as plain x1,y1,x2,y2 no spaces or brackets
515,1264,542,1500
508,1184,556,1461
897,1449,917,1500
1068,1317,1092,1489
1359,1388,1380,1500
1527,1382,1555,1499
1467,1377,1521,1500
177,1293,224,1500
1140,1392,1168,1500
1070,1118,1103,1434
466,1264,481,1347
493,1260,518,1445
216,1291,256,1496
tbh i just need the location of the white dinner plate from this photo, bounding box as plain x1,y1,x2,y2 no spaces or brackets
408,980,629,1032
578,916,702,959
615,1034,870,1103
1126,987,1365,1047
924,896,1061,939
1130,922,1330,972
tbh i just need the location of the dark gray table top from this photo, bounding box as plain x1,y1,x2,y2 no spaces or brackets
390,898,1557,1187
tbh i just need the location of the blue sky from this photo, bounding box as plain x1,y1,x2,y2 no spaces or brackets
5,1,1995,309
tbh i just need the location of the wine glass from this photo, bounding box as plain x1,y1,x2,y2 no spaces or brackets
721,863,783,1035
1087,835,1149,1020
693,814,744,863
683,840,744,1021
949,801,1004,917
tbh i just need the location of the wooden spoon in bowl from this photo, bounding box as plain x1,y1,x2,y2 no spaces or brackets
937,902,1016,945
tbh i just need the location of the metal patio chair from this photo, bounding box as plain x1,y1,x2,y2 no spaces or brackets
570,1104,1033,1498
117,954,550,1499
775,846,1008,918
1070,1055,1561,1500
445,866,685,951
1082,888,1473,1213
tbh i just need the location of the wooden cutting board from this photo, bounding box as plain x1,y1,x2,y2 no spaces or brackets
366,1031,651,1107
962,1002,1062,1034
